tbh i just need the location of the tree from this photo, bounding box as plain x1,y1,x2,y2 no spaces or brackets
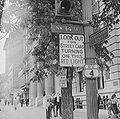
1,0,28,32
93,0,120,28
92,0,118,87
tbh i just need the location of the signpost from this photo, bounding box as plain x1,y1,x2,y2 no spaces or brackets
51,23,85,67
89,26,109,46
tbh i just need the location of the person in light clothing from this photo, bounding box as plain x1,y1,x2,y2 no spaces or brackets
14,97,18,110
56,93,61,116
43,92,51,119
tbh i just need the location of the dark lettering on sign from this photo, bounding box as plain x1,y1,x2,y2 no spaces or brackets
59,34,84,42
59,34,85,67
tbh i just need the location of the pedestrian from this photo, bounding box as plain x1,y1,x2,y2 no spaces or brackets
106,98,112,118
54,94,57,117
0,99,5,110
72,96,75,111
56,93,61,117
97,93,101,114
20,98,24,107
14,97,18,110
111,92,120,118
8,101,10,106
50,94,55,118
26,98,29,106
43,92,51,119
0,99,2,111
103,96,106,109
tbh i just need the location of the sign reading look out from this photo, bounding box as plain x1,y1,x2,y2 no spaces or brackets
59,34,85,67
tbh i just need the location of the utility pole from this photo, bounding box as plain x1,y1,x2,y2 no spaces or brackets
82,0,98,119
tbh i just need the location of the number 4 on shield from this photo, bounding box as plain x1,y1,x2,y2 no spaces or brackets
89,70,94,77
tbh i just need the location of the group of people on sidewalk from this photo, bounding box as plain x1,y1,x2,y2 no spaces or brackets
43,93,61,119
106,92,120,118
98,92,120,118
13,97,29,110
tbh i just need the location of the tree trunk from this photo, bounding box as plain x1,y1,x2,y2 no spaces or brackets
61,67,73,119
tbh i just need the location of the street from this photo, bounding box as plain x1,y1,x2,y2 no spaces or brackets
0,105,116,119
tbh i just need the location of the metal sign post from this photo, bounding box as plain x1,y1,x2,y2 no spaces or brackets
82,0,99,119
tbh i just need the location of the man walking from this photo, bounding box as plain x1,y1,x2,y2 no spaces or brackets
97,93,101,114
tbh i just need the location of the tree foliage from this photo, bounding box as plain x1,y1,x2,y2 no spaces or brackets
93,0,120,28
92,0,120,69
24,0,82,78
1,0,120,75
24,0,120,76
1,0,28,32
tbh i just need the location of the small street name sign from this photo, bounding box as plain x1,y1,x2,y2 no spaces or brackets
89,27,109,46
51,23,84,34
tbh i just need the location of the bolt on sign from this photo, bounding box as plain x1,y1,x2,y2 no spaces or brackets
59,34,85,67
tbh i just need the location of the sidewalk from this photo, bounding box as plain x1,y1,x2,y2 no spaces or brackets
74,108,108,119
2,105,112,119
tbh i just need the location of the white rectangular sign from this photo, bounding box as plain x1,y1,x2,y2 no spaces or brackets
59,34,85,67
59,68,67,88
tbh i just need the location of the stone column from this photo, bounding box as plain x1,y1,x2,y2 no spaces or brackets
35,80,44,106
29,80,37,106
45,72,54,96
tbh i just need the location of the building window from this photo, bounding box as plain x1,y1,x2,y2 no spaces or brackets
106,69,110,80
97,75,104,89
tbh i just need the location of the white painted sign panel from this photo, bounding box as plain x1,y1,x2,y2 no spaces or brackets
59,34,85,67
59,68,67,88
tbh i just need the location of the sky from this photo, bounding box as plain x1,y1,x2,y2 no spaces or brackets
0,33,7,74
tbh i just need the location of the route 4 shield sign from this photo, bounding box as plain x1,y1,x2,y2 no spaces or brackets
84,64,99,78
